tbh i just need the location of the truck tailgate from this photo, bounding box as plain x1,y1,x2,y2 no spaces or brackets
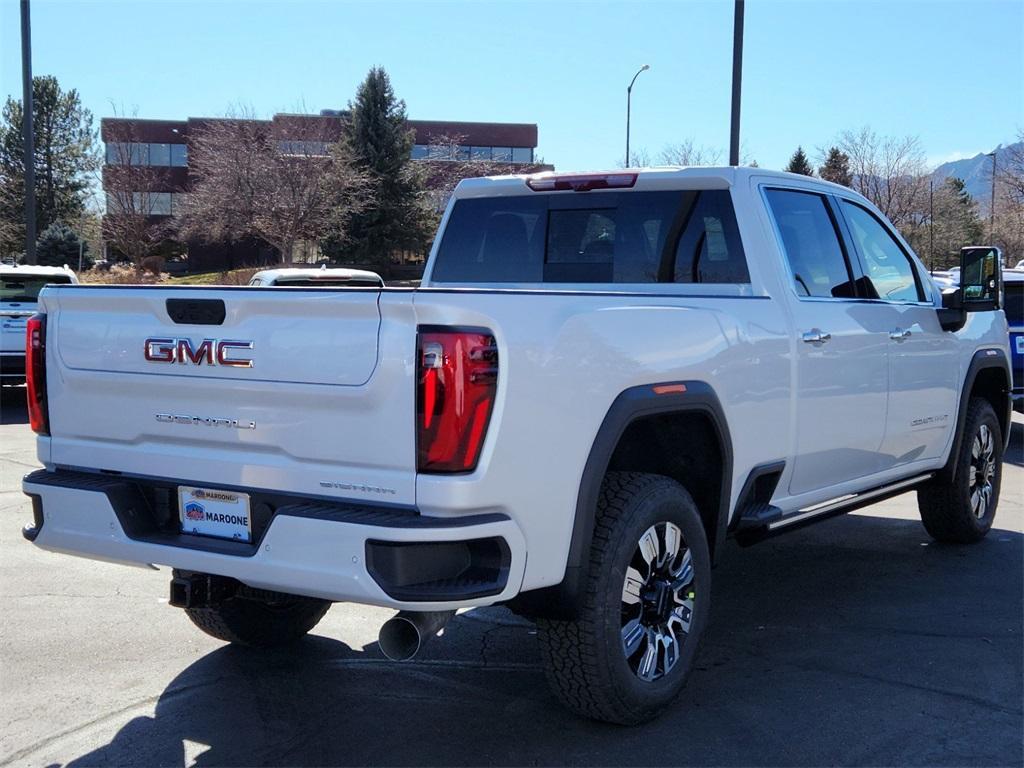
41,287,417,505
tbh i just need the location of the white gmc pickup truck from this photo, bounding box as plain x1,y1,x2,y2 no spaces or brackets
22,168,1011,724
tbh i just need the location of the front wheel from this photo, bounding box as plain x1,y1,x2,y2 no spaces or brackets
536,472,711,724
917,398,1003,543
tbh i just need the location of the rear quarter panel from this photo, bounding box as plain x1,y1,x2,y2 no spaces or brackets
412,288,791,590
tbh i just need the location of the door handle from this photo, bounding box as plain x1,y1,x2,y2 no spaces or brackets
889,328,912,341
802,329,832,345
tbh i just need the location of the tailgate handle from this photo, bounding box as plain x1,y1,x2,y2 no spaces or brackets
166,298,226,326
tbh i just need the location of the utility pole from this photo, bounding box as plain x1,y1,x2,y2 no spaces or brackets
729,0,745,166
21,0,37,264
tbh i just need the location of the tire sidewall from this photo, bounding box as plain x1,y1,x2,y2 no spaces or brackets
594,480,712,719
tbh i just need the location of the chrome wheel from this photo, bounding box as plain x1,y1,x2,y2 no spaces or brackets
969,423,996,520
621,522,695,682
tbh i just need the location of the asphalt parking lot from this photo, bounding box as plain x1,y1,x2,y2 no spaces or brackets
0,384,1021,767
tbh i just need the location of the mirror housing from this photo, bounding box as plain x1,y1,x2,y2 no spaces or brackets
935,246,1002,332
959,246,1002,310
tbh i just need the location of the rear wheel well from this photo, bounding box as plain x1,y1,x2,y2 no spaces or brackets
606,411,725,557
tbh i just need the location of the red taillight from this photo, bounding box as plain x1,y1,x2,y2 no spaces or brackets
417,328,498,473
526,173,638,192
25,313,48,435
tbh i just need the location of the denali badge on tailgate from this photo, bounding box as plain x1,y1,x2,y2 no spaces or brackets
144,338,254,367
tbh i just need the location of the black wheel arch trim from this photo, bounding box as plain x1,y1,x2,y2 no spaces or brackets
507,380,733,620
945,348,1012,476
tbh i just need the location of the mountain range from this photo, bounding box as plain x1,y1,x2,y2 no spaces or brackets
931,142,1020,204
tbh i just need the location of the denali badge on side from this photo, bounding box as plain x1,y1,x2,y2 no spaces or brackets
156,413,256,430
144,338,254,368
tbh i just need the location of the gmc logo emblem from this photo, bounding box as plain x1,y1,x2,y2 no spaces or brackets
144,338,254,368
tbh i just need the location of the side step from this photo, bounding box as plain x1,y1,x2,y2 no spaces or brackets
736,473,934,546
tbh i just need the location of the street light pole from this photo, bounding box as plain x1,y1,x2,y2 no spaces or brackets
20,0,36,264
987,151,997,243
729,0,745,166
625,64,650,168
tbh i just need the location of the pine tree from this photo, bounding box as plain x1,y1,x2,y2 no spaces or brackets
0,76,98,259
784,146,815,176
343,67,431,264
34,220,91,269
818,147,852,186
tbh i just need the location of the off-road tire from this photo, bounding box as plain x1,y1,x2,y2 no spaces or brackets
917,398,1003,543
536,472,711,725
178,576,331,647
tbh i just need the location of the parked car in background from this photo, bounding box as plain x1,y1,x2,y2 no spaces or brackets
1005,269,1023,412
248,266,384,288
1,264,77,384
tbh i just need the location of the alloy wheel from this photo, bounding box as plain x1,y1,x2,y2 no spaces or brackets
969,423,996,520
620,522,695,682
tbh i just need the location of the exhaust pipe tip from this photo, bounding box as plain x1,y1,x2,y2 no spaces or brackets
378,610,454,661
379,615,422,661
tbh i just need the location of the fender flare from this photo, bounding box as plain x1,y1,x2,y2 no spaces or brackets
943,348,1012,478
509,380,733,620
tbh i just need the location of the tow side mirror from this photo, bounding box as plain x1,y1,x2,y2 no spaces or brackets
959,246,1002,310
936,246,1002,332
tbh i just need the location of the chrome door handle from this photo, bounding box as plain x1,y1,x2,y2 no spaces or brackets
802,329,832,345
889,328,912,341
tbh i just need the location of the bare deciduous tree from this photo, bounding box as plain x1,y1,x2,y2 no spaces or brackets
836,126,928,229
180,114,373,265
658,140,723,167
102,134,175,268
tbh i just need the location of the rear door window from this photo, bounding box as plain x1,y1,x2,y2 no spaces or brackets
431,190,750,285
764,189,856,299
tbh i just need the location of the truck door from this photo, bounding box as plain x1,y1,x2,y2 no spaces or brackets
764,188,890,496
835,199,959,464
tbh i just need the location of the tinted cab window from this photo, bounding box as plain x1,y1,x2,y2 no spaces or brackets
840,200,923,302
431,190,749,285
764,189,854,298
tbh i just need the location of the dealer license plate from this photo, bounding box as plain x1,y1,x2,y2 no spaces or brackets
179,486,252,542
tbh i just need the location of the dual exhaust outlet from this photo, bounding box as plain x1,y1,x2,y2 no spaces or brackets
378,610,455,661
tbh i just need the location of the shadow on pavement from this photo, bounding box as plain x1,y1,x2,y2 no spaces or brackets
67,514,1022,767
0,384,28,425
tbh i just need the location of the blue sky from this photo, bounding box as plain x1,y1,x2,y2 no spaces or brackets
1,0,1021,171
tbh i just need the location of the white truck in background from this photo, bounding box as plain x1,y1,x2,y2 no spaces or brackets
1,264,77,383
21,168,1011,724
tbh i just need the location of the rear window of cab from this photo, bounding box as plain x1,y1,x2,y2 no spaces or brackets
431,190,749,285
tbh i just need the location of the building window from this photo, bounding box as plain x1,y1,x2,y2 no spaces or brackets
511,147,533,163
170,143,187,167
105,191,173,216
148,143,170,166
492,147,512,162
170,193,189,216
471,146,492,161
105,141,188,167
411,144,429,160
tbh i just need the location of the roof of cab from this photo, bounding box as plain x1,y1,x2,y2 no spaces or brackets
451,166,861,200
0,264,78,281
